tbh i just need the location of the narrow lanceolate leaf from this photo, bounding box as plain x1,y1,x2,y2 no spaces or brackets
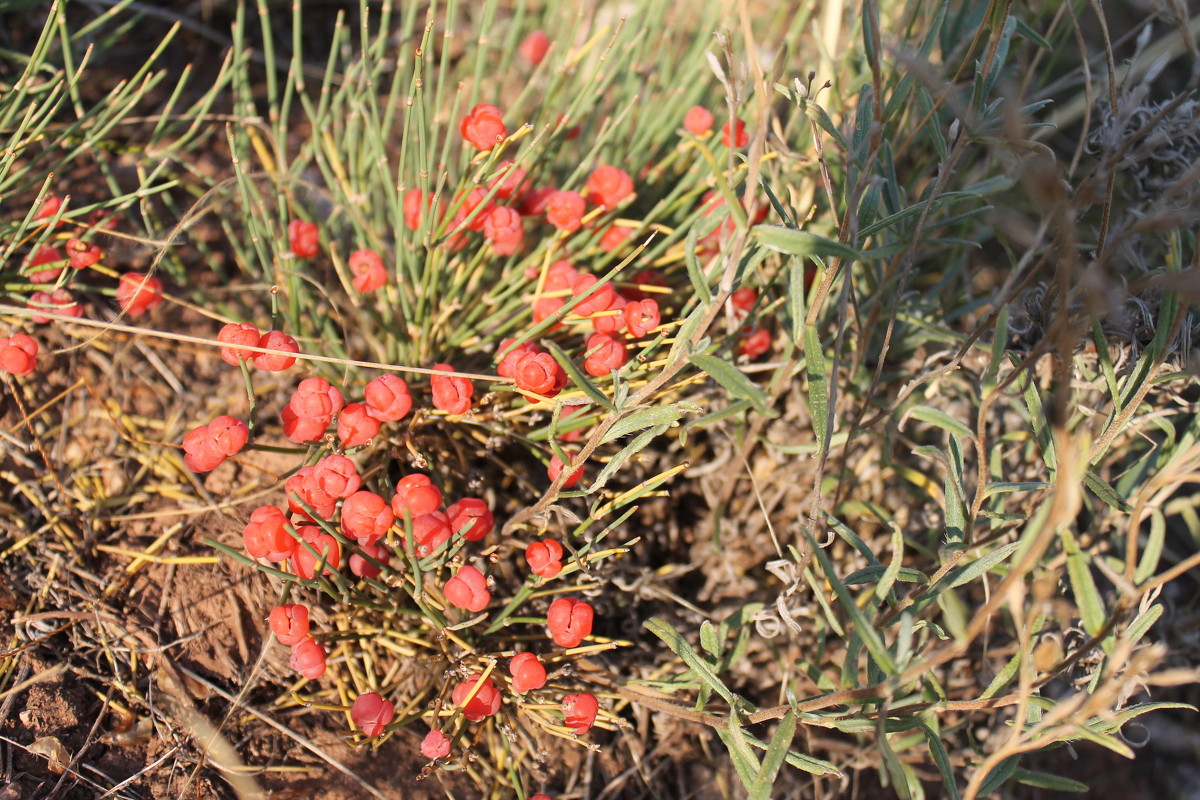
753,224,865,261
1083,470,1130,512
590,424,670,494
748,710,797,800
921,724,962,800
906,404,974,440
691,354,777,417
644,617,736,705
1061,530,1106,636
545,340,616,411
805,326,829,448
942,542,1019,589
601,404,684,444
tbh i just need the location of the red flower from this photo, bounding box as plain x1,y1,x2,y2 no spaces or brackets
509,652,547,693
496,338,540,379
349,542,391,578
722,118,749,148
254,330,299,371
488,160,530,200
392,473,442,518
546,597,593,647
585,165,634,211
34,195,63,224
447,497,494,541
460,103,507,151
349,249,387,292
591,295,627,335
421,729,451,760
519,30,550,65
544,260,579,291
583,332,628,377
443,565,491,612
483,206,525,256
66,237,102,270
545,190,586,232
410,511,452,557
430,363,473,415
363,374,412,421
351,692,395,738
532,296,565,327
116,272,164,317
283,378,342,443
286,467,337,520
291,525,342,580
730,287,757,314
457,187,496,232
562,692,599,735
518,186,558,216
288,219,320,258
182,415,248,473
26,245,64,283
312,454,361,498
683,105,714,136
268,603,310,646
242,505,296,562
337,402,380,448
738,326,772,359
513,351,567,398
452,674,501,721
403,188,434,230
289,636,326,679
28,290,82,324
623,299,661,337
571,274,618,318
525,539,564,579
281,405,329,444
598,224,634,253
547,454,583,489
217,322,260,365
557,404,590,443
341,490,394,545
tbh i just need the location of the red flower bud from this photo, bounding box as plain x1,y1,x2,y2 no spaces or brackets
487,160,530,200
525,539,564,579
683,105,714,136
591,295,627,335
451,674,501,721
460,103,507,151
547,454,583,489
0,335,37,379
545,190,586,232
281,405,330,444
509,652,547,693
513,351,567,398
288,219,320,258
286,467,338,521
430,363,473,415
268,603,310,646
291,525,341,580
254,330,299,371
722,118,749,148
403,188,434,230
496,338,540,380
26,245,64,283
116,272,164,317
598,224,634,253
391,473,442,518
351,692,395,737
546,597,593,647
217,322,261,365
410,510,452,557
34,195,63,224
287,377,344,421
243,505,296,562
421,729,451,760
443,564,490,612
28,289,83,324
289,636,326,680
570,274,618,318
458,187,496,232
585,165,634,211
349,249,387,292
583,332,628,377
182,415,248,473
337,402,380,448
519,30,550,65
623,299,661,338
562,692,599,735
349,541,391,578
446,497,494,542
341,490,394,545
313,454,361,498
730,287,757,314
738,326,772,359
363,374,412,421
518,185,558,217
482,206,524,256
